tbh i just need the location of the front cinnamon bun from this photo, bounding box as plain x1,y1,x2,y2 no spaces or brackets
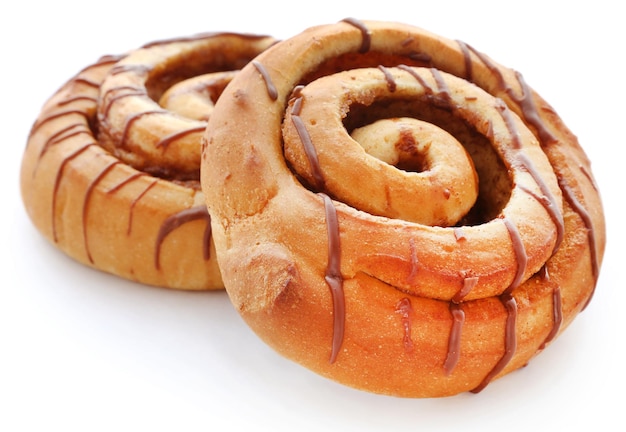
201,19,605,397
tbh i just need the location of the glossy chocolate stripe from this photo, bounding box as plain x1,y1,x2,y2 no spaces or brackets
252,60,278,101
51,143,95,242
471,294,518,393
444,303,465,375
320,193,345,364
157,125,207,149
342,17,371,53
395,298,414,353
154,206,212,270
83,160,120,263
558,177,599,310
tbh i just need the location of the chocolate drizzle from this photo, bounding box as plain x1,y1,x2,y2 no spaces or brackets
458,41,557,147
516,152,564,254
558,177,599,309
502,217,528,294
83,160,120,263
37,122,91,163
453,275,479,303
252,60,278,101
52,144,94,242
105,174,158,235
538,265,563,350
119,110,168,149
154,206,212,270
378,65,397,92
471,293,518,393
101,87,147,118
407,238,418,285
290,96,325,190
320,193,345,363
496,101,522,149
395,298,414,353
444,303,465,375
157,125,207,149
341,18,371,53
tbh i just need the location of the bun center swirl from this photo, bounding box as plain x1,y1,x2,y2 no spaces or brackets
281,65,563,302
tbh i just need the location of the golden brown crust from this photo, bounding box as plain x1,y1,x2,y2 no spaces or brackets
20,33,276,290
202,20,606,396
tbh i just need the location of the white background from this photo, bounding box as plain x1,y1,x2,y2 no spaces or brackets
2,1,622,431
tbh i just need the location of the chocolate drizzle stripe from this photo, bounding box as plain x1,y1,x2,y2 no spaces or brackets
252,61,278,101
395,298,414,353
430,68,452,103
140,32,273,49
407,238,418,285
125,179,158,235
104,172,155,236
471,294,517,393
72,77,101,89
156,125,207,149
558,177,598,310
579,164,599,192
341,18,371,53
119,110,168,149
101,89,147,118
465,44,507,92
291,97,325,190
52,144,94,242
141,32,221,48
398,64,434,95
58,95,98,106
109,64,151,77
453,276,479,303
463,43,557,146
105,172,145,194
546,286,563,345
320,193,345,364
516,152,565,254
502,217,527,295
377,65,397,92
85,54,125,70
83,161,120,263
456,40,473,81
496,101,522,149
539,265,563,350
155,206,212,270
508,72,558,146
30,110,88,137
37,123,89,161
407,51,432,64
444,303,465,375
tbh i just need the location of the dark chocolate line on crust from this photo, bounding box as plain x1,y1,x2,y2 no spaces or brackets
83,160,120,263
341,18,371,53
471,294,518,393
154,206,212,270
558,177,599,310
320,193,345,364
252,61,278,101
52,143,95,242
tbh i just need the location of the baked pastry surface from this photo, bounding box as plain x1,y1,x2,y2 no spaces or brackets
21,32,276,290
201,19,605,396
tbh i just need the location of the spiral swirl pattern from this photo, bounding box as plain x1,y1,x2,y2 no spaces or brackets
20,32,276,290
202,20,605,396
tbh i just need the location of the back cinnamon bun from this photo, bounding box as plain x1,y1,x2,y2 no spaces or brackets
20,32,276,290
